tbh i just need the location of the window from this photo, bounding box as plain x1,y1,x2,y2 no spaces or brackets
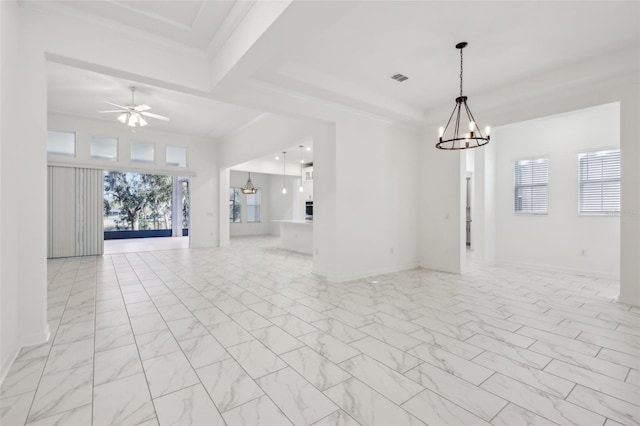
514,158,549,214
229,188,241,223
103,171,173,232
246,189,261,223
47,131,75,156
91,137,118,160
166,146,187,167
579,149,620,214
130,141,155,163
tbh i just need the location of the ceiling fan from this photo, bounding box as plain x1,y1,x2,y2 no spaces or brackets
99,86,170,127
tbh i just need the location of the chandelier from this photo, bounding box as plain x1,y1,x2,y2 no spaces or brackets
241,172,257,194
436,42,490,150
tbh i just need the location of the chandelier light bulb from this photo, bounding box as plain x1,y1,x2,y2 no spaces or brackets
485,126,491,136
438,127,445,138
469,121,475,131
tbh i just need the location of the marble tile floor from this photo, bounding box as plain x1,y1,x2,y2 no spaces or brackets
1,236,639,426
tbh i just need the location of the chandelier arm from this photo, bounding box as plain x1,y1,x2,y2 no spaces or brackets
463,102,485,139
454,104,462,148
442,103,458,135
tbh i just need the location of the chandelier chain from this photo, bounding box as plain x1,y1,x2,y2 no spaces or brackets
459,48,464,97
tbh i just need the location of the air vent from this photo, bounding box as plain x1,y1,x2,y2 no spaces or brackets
391,73,409,82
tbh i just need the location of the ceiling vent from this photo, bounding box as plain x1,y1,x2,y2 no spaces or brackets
391,73,409,82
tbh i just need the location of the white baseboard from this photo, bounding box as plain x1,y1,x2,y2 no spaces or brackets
19,324,51,348
495,259,619,280
319,261,420,283
1,326,51,387
0,346,20,386
617,292,640,308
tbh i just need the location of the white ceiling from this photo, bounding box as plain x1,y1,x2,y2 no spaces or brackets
255,1,639,116
232,141,314,177
42,1,639,141
47,61,264,138
44,0,239,52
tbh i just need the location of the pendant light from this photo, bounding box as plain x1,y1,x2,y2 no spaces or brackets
436,42,490,150
298,145,304,192
241,172,257,194
281,152,287,194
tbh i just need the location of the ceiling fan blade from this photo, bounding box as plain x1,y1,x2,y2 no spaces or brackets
140,111,170,121
104,101,129,110
134,104,151,112
98,110,125,113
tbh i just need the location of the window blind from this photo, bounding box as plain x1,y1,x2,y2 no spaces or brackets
579,149,620,214
514,158,549,214
246,189,261,223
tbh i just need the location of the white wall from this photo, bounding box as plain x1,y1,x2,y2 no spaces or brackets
494,103,620,278
219,110,421,282
0,0,21,382
331,116,420,281
472,142,497,264
618,83,640,305
419,145,466,273
1,1,51,381
48,113,220,249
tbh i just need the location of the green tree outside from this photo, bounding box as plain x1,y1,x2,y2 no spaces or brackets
104,171,173,231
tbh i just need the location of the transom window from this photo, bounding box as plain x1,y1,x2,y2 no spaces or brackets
578,149,620,214
514,158,549,214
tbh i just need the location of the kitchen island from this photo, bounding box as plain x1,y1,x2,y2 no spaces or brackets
273,220,313,255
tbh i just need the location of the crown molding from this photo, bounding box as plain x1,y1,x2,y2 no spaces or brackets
20,0,207,60
205,0,256,62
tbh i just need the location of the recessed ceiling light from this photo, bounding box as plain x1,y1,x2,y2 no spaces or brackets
300,159,304,163
275,156,280,160
306,147,311,151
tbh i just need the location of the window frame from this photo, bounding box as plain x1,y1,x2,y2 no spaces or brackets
130,141,156,164
513,157,550,215
47,130,76,157
90,136,119,161
578,149,621,216
166,145,188,168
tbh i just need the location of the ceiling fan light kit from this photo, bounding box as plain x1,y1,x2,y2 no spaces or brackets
99,86,170,128
436,42,490,151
